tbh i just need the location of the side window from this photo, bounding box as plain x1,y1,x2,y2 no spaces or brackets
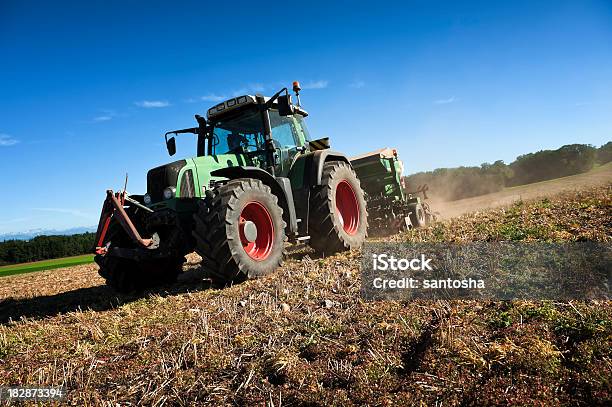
270,110,311,149
292,116,311,146
273,122,297,148
270,111,299,148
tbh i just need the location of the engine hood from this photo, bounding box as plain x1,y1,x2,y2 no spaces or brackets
146,159,187,203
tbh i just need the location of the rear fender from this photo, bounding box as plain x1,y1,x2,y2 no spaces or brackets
288,150,353,236
292,150,352,187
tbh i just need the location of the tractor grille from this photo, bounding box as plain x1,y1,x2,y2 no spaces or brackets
147,160,187,202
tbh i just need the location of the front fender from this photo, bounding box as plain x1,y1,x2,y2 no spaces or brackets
210,166,298,234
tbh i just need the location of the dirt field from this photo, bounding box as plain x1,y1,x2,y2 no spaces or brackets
432,162,612,219
0,185,610,405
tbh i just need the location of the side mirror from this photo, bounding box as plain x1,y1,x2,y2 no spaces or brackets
195,114,207,128
166,136,176,156
277,94,295,116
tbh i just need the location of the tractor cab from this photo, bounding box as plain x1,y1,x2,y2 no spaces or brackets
205,96,311,177
164,82,311,178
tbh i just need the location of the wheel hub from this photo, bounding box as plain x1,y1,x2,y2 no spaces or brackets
239,201,274,261
335,180,360,235
241,220,258,242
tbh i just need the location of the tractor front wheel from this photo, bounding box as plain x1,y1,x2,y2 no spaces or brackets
308,161,368,255
192,178,286,284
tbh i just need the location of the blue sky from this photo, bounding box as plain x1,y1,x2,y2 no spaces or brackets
1,0,611,233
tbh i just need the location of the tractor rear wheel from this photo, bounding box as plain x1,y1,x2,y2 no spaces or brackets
408,203,426,228
192,178,286,284
308,161,368,255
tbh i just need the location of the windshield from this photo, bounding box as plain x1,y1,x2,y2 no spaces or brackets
211,108,311,156
211,107,265,155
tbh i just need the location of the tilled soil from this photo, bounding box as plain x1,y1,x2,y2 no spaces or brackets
0,185,610,406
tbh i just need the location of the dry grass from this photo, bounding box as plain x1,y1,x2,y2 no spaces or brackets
0,186,610,406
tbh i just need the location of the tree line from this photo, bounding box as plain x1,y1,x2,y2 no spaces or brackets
0,233,95,266
404,142,611,201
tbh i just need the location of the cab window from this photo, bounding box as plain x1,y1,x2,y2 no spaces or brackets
270,111,311,148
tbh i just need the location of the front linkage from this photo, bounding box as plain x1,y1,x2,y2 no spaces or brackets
94,190,155,255
93,189,188,292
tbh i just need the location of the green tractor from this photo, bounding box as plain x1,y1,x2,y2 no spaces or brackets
93,82,368,292
350,148,436,235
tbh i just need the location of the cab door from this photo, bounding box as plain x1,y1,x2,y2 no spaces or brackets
270,113,310,177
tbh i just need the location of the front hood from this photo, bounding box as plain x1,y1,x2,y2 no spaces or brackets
191,154,249,185
146,159,187,202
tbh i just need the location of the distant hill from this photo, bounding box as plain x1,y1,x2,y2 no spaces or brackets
0,226,97,242
404,142,611,201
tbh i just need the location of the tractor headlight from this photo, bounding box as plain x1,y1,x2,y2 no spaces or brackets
143,193,152,205
163,187,176,200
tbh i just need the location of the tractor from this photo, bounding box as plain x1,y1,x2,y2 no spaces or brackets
93,82,368,292
350,148,436,235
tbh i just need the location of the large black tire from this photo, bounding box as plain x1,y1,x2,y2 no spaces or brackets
192,178,286,284
95,209,185,294
308,161,368,255
408,203,426,228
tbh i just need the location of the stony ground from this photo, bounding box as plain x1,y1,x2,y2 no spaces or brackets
0,186,610,406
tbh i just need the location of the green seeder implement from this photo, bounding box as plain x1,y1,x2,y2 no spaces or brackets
350,148,437,235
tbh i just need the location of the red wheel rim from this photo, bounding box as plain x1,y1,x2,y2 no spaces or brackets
239,201,275,261
335,180,360,235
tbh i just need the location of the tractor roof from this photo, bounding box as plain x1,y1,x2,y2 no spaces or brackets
206,95,308,120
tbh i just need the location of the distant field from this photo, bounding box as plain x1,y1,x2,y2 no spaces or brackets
433,161,612,219
0,254,94,277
